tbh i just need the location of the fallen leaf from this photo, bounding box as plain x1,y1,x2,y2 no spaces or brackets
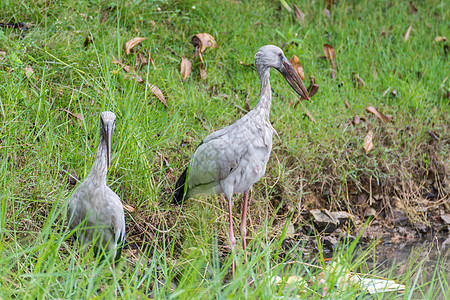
123,203,135,213
244,96,251,112
112,59,167,107
135,50,148,69
286,275,307,286
191,33,217,54
308,76,319,97
134,27,139,33
360,277,406,294
366,105,393,123
364,130,374,154
322,8,330,18
289,55,304,80
147,83,167,107
435,36,447,42
305,111,316,124
293,4,305,25
180,57,192,81
409,1,418,15
354,73,365,87
323,44,336,79
404,25,412,42
124,37,147,55
68,170,79,186
352,115,360,125
24,66,35,79
84,35,93,48
345,99,351,109
326,0,335,9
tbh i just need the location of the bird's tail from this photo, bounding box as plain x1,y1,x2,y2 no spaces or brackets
173,168,188,205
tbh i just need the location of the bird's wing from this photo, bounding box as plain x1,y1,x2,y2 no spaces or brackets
187,119,253,191
105,189,126,246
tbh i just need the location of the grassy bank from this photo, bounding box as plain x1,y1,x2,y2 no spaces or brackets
1,0,449,297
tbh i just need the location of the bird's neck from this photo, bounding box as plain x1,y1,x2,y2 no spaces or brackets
87,135,108,183
254,66,271,119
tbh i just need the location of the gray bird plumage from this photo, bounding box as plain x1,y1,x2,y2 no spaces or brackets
173,45,309,272
67,111,125,265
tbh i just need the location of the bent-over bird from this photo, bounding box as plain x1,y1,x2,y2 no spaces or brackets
68,111,125,268
173,45,310,269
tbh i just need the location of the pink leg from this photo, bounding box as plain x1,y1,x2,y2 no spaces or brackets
240,192,249,260
228,197,236,276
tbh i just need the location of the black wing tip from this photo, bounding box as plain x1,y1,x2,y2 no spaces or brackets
173,168,188,205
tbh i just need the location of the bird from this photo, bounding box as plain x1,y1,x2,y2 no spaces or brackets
173,45,310,271
67,111,125,269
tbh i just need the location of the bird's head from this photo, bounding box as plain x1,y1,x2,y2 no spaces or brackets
255,45,310,100
100,111,116,169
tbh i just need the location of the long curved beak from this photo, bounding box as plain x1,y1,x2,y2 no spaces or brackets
279,59,310,100
104,123,114,169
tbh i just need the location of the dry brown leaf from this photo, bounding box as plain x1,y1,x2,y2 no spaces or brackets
308,76,319,97
112,59,167,107
435,36,447,42
345,99,351,109
147,83,167,107
354,73,365,87
409,1,418,15
364,130,374,154
124,37,147,55
84,35,93,48
134,27,139,34
326,0,335,9
323,44,336,79
135,50,148,69
293,4,305,25
24,66,35,79
352,115,360,125
322,8,330,18
404,25,412,42
305,111,317,124
181,57,192,81
123,203,135,213
191,33,217,53
289,55,305,80
366,105,393,123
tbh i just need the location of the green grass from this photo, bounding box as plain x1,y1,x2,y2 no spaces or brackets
1,0,449,298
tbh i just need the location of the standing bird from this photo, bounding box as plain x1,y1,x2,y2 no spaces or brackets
68,111,125,269
173,45,309,265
